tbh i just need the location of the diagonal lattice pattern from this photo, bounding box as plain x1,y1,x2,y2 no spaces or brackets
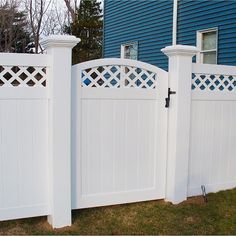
0,66,47,87
125,66,156,89
82,65,121,88
192,73,236,92
82,65,157,89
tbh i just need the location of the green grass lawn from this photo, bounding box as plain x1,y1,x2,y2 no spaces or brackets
1,188,236,235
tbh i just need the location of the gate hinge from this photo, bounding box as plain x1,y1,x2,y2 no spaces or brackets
165,88,176,108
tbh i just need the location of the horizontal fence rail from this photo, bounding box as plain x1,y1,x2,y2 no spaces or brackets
0,53,50,67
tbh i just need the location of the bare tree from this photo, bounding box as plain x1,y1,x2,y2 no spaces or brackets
24,0,53,53
63,0,79,23
42,2,69,36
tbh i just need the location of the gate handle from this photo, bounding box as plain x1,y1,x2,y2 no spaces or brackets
165,88,176,108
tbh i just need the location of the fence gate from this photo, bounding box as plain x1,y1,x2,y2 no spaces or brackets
71,59,168,209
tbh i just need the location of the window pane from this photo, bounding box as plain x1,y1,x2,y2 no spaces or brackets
202,31,217,50
123,43,138,60
203,51,217,64
124,46,130,58
130,44,138,60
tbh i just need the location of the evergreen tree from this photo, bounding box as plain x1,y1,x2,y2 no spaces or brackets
0,3,31,53
65,0,103,64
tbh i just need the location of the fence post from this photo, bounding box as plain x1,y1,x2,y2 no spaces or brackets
161,45,198,204
41,35,80,228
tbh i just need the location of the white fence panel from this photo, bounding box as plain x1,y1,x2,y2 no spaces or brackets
188,63,236,196
0,53,50,220
72,59,168,209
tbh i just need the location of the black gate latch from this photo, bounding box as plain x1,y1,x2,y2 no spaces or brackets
165,88,176,108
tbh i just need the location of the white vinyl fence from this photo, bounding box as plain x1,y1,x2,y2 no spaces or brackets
0,37,235,229
0,54,49,221
0,35,81,228
188,63,236,196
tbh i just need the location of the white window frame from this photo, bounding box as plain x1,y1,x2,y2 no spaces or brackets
121,42,138,60
196,28,218,64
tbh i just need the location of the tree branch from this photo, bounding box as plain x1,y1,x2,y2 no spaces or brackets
64,0,76,22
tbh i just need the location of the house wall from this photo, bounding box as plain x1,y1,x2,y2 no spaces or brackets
104,0,236,68
177,0,236,66
103,0,173,71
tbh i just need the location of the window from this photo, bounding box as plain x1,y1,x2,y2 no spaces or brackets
121,42,138,60
197,28,218,64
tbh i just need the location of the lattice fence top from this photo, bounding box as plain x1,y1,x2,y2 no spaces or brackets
0,66,47,88
81,65,157,89
192,73,236,92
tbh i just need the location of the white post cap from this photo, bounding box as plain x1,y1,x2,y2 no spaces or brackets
41,35,81,49
161,44,199,56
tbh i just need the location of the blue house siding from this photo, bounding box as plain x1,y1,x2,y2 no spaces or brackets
103,0,173,70
177,0,236,66
104,0,236,69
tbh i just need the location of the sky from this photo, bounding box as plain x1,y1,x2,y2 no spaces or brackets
56,0,103,9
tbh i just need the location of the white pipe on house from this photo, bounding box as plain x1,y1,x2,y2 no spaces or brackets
172,0,178,45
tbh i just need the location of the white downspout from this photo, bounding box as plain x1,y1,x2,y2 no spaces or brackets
172,0,178,45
